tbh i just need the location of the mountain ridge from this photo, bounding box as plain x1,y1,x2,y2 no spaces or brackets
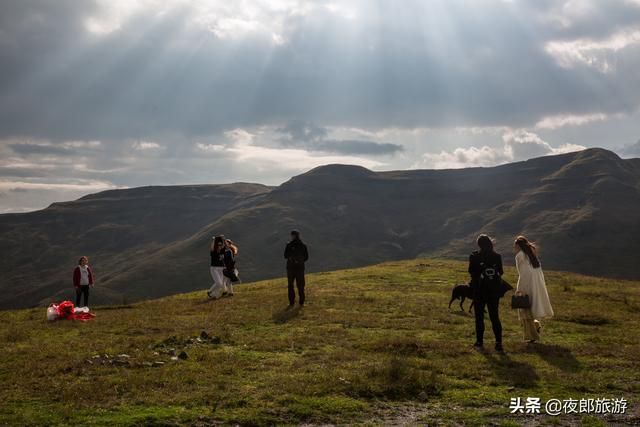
1,147,639,309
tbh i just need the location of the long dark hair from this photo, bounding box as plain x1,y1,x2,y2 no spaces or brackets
515,235,540,268
476,234,495,253
213,236,225,254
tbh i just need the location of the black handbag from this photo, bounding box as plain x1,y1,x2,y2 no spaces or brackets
223,268,240,283
511,292,531,309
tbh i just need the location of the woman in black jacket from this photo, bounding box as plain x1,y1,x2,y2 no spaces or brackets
468,234,504,353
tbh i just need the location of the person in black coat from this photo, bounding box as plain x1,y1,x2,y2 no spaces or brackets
468,234,504,353
284,230,309,306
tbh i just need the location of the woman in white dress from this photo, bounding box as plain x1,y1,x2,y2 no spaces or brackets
207,235,233,299
514,236,554,343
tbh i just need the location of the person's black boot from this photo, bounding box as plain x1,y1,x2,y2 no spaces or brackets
495,342,505,354
473,342,484,350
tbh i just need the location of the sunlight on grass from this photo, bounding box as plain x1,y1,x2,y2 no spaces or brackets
0,258,638,425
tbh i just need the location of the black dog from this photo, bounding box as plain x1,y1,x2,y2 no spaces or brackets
448,280,514,313
449,284,475,312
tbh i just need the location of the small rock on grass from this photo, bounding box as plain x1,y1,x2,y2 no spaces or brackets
199,331,221,344
178,351,188,360
152,361,165,367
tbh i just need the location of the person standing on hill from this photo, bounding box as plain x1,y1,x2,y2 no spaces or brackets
468,234,504,353
514,236,554,343
207,235,235,299
284,230,309,307
73,256,94,308
223,238,241,285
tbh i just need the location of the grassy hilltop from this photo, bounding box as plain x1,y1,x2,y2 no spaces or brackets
1,259,639,426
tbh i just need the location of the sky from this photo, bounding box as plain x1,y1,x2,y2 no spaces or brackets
1,0,640,212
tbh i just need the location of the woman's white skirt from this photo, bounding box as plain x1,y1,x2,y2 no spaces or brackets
208,266,231,298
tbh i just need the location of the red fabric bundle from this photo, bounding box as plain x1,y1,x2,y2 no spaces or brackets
54,301,96,321
73,312,96,321
56,301,75,319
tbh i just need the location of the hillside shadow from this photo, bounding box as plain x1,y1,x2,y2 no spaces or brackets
526,343,581,372
481,352,540,389
273,306,301,324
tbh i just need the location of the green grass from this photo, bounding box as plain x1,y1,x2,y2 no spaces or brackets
0,258,639,426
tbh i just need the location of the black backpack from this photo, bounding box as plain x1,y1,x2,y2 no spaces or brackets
288,241,307,264
479,260,502,290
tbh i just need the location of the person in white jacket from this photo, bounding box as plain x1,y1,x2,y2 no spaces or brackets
514,236,554,343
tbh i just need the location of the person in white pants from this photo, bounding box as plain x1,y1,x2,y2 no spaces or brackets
208,265,231,299
207,235,234,299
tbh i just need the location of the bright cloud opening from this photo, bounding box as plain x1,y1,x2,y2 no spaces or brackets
421,130,586,169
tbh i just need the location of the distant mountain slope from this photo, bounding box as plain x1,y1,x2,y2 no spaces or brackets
0,183,271,308
1,148,639,309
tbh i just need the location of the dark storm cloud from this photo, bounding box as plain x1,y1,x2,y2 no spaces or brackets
0,166,49,178
0,0,99,81
277,121,402,155
315,140,403,155
8,143,71,155
0,0,639,142
278,121,329,144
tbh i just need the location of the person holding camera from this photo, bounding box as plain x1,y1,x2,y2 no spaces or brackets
284,230,309,307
